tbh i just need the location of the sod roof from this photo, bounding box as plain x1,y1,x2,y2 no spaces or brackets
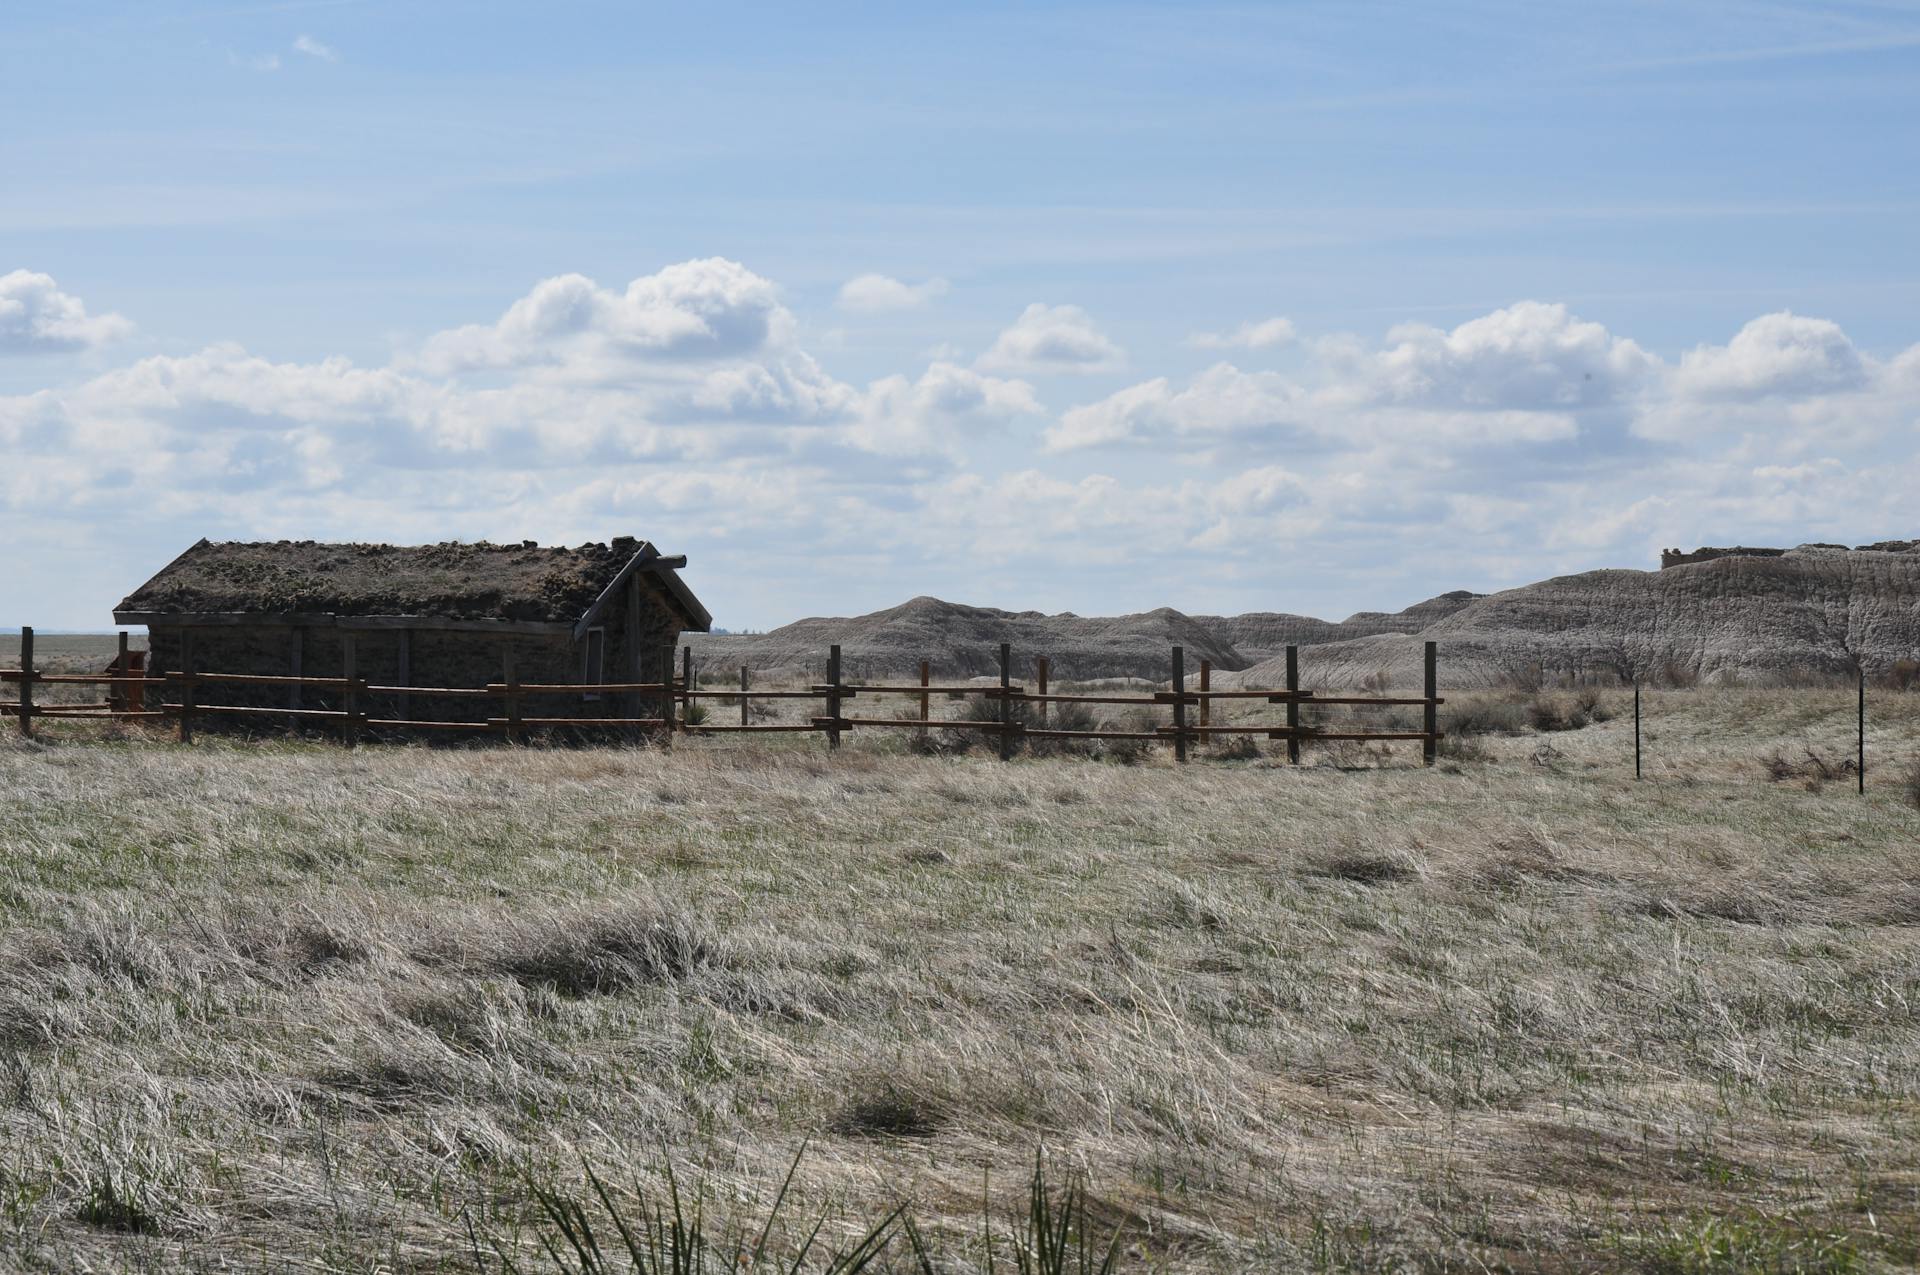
115,537,706,626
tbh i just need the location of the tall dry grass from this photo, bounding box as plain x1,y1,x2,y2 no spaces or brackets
0,687,1917,1270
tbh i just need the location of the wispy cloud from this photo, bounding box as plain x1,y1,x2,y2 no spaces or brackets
227,48,282,72
292,33,337,62
1187,317,1296,351
1599,31,1920,76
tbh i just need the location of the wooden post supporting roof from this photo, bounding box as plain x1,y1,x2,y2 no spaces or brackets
627,575,644,741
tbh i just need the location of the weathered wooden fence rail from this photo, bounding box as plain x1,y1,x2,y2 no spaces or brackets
5,627,1446,765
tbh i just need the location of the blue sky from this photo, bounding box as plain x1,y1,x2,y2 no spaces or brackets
4,1,1920,629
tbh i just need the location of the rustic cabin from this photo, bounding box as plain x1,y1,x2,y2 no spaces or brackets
113,537,711,727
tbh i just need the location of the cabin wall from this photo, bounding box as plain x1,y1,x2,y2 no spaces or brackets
145,586,689,731
603,575,686,689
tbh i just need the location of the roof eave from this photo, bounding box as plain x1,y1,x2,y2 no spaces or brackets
570,544,713,639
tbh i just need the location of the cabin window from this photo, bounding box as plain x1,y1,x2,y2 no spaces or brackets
582,627,607,700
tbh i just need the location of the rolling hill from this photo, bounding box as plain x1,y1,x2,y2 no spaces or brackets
687,545,1920,689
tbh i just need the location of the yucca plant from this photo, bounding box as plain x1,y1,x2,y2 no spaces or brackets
484,1147,1132,1275
987,1152,1126,1275
483,1145,910,1274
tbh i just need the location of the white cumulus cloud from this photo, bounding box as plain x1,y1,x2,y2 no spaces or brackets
0,271,133,353
1349,301,1658,411
1673,311,1870,401
1046,364,1308,452
836,274,950,312
413,259,794,379
853,362,1039,455
976,303,1125,375
10,270,1920,632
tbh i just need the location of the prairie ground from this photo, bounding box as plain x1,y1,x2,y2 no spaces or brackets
1,687,1918,1272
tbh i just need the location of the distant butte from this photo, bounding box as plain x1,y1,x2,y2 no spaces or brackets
687,542,1920,689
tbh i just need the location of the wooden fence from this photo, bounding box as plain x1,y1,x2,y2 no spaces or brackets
3,629,1445,765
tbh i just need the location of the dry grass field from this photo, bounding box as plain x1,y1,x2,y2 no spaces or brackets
2,685,1919,1272
0,632,145,673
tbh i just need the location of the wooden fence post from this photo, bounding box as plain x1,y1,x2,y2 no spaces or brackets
1286,645,1300,765
1859,670,1866,796
1171,645,1187,763
740,665,750,727
178,630,195,745
682,646,694,731
998,642,1013,761
287,627,303,735
1037,656,1049,728
1199,659,1210,734
1634,681,1642,781
503,645,520,742
659,644,676,747
110,631,128,714
827,644,842,750
1422,640,1437,767
919,659,930,741
17,626,32,740
342,633,359,749
396,628,411,724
